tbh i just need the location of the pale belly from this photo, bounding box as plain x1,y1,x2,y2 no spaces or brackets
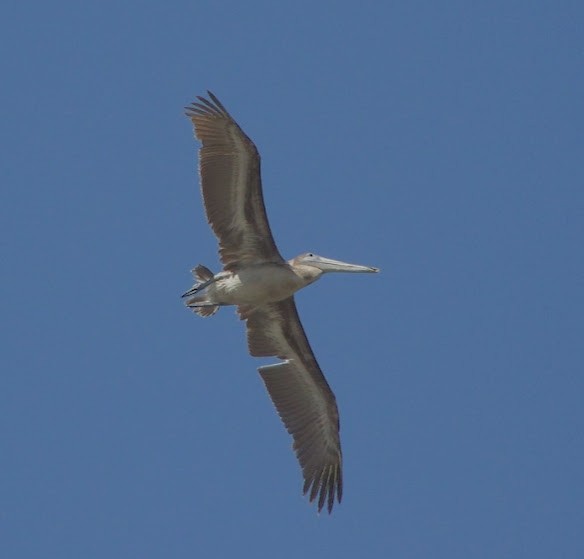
212,264,305,306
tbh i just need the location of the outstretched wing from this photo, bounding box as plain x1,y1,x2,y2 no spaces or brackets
186,92,284,271
241,298,343,513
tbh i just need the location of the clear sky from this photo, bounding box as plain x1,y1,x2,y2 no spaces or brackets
2,1,583,557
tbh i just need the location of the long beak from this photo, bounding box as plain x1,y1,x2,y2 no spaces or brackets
313,256,379,274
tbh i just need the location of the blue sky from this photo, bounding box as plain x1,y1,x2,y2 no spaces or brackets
2,1,583,557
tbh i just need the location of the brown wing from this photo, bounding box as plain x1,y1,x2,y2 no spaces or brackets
185,92,284,271
241,298,343,513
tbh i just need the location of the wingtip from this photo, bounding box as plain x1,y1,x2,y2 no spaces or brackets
303,468,342,514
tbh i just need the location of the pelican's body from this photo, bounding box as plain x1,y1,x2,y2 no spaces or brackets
183,92,378,513
184,253,375,312
185,262,308,308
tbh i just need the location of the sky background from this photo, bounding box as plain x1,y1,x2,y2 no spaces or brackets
2,1,583,557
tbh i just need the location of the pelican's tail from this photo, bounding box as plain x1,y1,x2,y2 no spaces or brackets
182,264,220,317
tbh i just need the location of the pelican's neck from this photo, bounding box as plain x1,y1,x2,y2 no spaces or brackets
290,263,323,285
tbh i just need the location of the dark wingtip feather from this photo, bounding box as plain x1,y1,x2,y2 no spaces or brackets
184,92,233,123
302,467,341,514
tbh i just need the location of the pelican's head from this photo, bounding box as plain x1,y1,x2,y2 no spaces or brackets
290,253,379,279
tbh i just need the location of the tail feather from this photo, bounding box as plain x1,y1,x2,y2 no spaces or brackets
183,264,220,317
193,304,220,317
193,264,213,282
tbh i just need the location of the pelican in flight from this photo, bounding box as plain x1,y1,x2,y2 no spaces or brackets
182,92,378,513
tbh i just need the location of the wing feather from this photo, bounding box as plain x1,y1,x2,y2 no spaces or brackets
185,92,284,270
241,298,343,513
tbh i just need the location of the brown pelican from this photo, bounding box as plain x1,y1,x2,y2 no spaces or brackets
182,92,378,513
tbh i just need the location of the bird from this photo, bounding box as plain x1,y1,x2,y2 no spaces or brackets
182,92,379,513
